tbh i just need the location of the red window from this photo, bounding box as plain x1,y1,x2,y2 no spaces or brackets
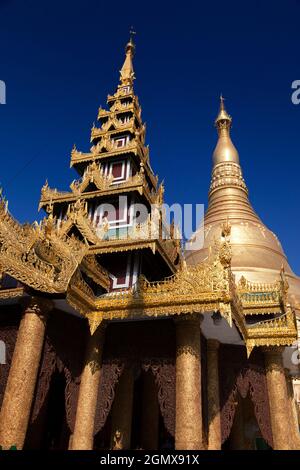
111,162,123,178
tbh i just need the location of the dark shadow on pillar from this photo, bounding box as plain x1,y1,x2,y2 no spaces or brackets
25,369,70,450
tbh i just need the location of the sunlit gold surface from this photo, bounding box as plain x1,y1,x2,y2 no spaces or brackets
175,315,204,450
213,95,239,165
71,325,106,450
0,40,299,451
264,348,295,449
0,298,51,449
186,97,300,314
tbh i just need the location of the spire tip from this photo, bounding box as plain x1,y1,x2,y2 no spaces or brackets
215,94,232,128
120,32,136,86
220,94,225,110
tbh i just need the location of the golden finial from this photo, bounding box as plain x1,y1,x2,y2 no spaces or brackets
129,26,136,43
215,94,232,129
212,95,239,165
120,31,136,86
220,93,225,110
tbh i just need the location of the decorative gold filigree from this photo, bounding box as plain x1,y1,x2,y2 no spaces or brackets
237,273,297,355
57,199,98,245
2,39,297,362
70,162,114,194
0,198,89,293
81,255,110,291
67,239,235,325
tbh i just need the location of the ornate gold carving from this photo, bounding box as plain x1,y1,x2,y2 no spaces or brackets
68,232,296,356
0,287,24,300
81,255,110,291
70,140,157,189
39,170,158,208
0,40,297,368
0,198,89,293
67,240,235,324
70,162,114,194
235,270,297,355
112,430,123,450
57,199,98,244
209,162,248,195
237,271,291,315
1,179,297,356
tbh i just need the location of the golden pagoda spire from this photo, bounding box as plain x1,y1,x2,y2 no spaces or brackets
215,94,232,126
207,96,260,223
213,95,239,165
119,31,136,86
186,97,300,319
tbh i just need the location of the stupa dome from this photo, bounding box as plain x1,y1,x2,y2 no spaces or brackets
186,97,300,314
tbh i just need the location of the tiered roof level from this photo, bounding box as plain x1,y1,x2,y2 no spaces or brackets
39,37,181,289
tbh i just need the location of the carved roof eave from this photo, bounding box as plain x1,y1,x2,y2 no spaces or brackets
67,285,233,335
70,146,157,189
67,271,235,335
67,268,98,313
70,148,139,167
67,274,297,351
0,201,91,294
0,243,87,294
107,90,135,102
81,255,110,291
0,287,25,301
0,233,109,296
90,123,138,140
66,242,298,352
66,243,236,332
156,239,181,274
39,180,158,209
242,304,283,315
57,215,98,246
244,308,297,357
235,273,298,354
88,238,180,274
98,102,140,120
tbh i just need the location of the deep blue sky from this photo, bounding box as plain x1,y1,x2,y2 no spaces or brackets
0,0,299,273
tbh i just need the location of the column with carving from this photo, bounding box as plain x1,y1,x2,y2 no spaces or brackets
175,314,203,450
71,324,106,450
207,339,221,449
264,347,293,450
110,367,134,450
0,297,51,449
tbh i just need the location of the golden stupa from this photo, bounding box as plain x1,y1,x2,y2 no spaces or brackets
186,96,300,314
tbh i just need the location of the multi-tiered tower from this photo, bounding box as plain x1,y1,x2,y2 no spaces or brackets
39,37,181,290
0,39,299,453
